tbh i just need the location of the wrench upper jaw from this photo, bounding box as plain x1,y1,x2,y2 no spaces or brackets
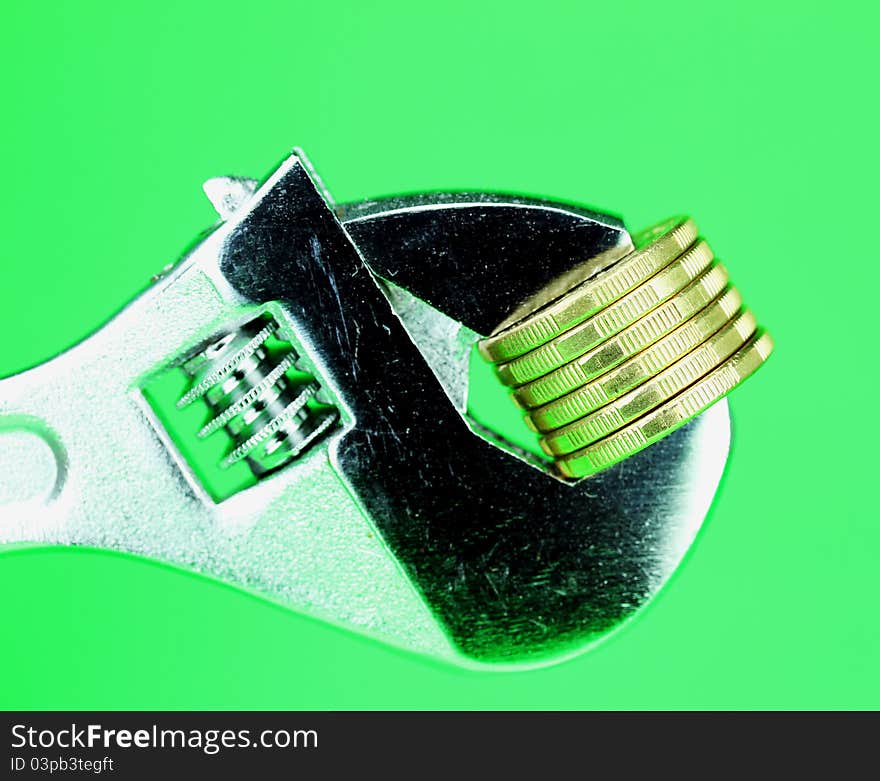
339,193,633,337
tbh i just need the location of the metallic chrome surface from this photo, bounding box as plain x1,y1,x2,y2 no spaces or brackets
341,193,633,336
179,316,337,474
202,176,258,221
0,151,733,667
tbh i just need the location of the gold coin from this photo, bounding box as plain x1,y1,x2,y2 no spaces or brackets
555,331,774,479
526,285,743,431
497,240,714,386
514,264,731,411
478,217,697,363
540,311,757,455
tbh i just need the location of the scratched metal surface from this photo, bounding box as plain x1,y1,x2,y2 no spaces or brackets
0,153,730,665
220,156,730,662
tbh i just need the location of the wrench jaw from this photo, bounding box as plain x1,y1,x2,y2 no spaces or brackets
339,192,634,337
0,151,731,667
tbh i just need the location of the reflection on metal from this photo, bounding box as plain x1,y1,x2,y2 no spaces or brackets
202,176,258,221
0,150,736,667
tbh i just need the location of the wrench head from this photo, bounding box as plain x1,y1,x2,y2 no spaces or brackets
0,152,730,667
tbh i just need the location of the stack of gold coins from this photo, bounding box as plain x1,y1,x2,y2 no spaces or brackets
478,217,773,479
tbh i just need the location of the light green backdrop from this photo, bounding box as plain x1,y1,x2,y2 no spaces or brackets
1,1,877,709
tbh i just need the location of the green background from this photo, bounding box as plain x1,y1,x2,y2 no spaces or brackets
1,1,877,709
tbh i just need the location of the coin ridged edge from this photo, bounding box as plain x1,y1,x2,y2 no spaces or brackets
514,264,731,410
498,240,713,385
527,285,744,431
478,217,697,363
541,310,757,455
555,331,774,479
